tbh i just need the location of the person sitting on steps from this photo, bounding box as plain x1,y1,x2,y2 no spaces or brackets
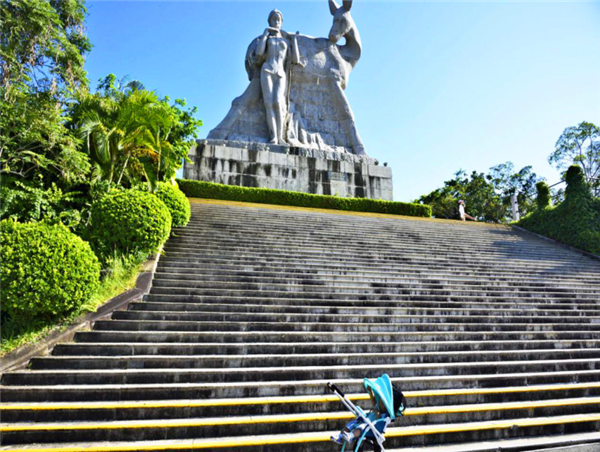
458,200,476,221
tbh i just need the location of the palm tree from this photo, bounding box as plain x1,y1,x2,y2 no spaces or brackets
74,79,158,187
73,75,199,190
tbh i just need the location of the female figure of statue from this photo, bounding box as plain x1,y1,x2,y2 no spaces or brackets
256,9,293,145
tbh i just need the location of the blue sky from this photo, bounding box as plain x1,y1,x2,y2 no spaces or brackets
85,0,600,202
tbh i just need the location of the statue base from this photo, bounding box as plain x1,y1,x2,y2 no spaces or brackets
183,139,393,201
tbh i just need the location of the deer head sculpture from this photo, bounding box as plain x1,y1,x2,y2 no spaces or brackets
328,0,362,70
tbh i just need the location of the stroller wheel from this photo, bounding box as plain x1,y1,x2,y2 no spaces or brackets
361,439,382,452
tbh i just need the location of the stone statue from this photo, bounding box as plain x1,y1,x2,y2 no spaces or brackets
256,10,300,145
208,0,367,157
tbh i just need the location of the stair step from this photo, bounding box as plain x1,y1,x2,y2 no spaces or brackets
29,349,600,370
125,301,600,316
133,298,600,312
5,369,600,401
2,398,600,444
114,310,600,324
2,413,600,450
71,329,600,344
158,251,599,275
149,278,600,296
4,383,600,423
5,358,600,385
143,291,600,304
92,319,600,333
51,339,600,356
151,269,600,289
156,260,600,283
386,431,600,452
2,200,599,450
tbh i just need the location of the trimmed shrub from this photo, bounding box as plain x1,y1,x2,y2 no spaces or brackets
518,166,600,255
177,179,431,218
88,190,172,263
0,220,101,320
155,182,191,227
535,181,551,210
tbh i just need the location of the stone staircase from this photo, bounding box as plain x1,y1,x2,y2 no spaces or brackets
2,199,600,451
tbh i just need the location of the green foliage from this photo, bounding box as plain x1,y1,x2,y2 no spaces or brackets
535,181,551,210
88,189,172,263
549,121,599,197
1,255,140,357
155,182,191,227
417,170,503,221
565,165,587,196
1,175,82,228
0,220,101,322
0,0,92,186
417,163,543,222
518,166,600,255
177,179,431,218
0,88,91,185
0,3,201,357
71,74,202,190
0,0,90,93
488,162,541,217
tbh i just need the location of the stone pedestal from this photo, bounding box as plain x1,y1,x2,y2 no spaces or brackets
183,139,393,201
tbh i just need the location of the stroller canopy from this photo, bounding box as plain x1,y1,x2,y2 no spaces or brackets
363,373,397,421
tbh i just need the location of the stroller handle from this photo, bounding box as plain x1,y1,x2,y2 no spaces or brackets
327,382,345,398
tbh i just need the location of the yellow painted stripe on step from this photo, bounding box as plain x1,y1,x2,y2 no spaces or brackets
404,396,600,416
188,198,502,228
385,413,600,438
4,382,600,411
0,412,353,432
3,397,600,432
4,414,600,451
412,381,600,398
0,394,354,411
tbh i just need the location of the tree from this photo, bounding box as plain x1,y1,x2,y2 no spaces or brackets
73,75,158,186
71,74,202,189
488,162,542,218
548,122,600,197
417,163,543,223
0,0,92,186
417,170,504,222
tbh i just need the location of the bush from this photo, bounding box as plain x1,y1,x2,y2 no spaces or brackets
535,181,551,210
0,220,101,320
155,182,191,227
88,189,172,263
177,179,431,218
519,166,600,254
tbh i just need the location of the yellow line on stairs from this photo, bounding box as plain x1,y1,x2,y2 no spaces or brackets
3,413,600,451
3,397,600,432
3,382,600,412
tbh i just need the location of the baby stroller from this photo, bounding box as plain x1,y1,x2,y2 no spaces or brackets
328,374,406,452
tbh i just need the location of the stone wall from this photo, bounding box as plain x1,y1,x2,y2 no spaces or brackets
183,139,393,201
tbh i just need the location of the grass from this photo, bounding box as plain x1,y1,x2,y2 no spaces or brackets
0,257,141,357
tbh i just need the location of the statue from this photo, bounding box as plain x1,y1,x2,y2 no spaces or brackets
208,0,367,157
256,10,301,145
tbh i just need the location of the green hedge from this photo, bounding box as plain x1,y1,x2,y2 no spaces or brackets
88,189,172,263
535,181,551,210
177,179,431,218
155,182,191,228
518,166,600,255
1,220,101,320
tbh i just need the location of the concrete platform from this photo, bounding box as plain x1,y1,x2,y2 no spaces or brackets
183,139,394,200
